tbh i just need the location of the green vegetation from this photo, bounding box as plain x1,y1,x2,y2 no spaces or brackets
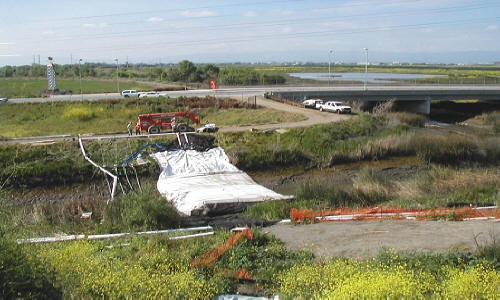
0,79,154,98
103,184,181,232
277,253,499,299
1,98,499,298
0,97,304,137
0,230,61,299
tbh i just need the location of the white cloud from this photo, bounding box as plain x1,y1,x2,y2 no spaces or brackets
82,23,108,28
42,30,55,36
282,26,293,33
147,17,163,23
486,25,498,31
180,10,217,17
244,11,257,17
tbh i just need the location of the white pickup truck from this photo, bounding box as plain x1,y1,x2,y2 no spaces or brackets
121,90,139,98
318,101,352,114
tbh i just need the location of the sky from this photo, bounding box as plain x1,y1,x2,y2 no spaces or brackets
0,0,499,66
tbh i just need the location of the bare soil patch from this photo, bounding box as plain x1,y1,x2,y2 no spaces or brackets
265,220,499,258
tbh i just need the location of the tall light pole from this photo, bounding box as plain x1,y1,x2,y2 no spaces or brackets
328,50,333,87
78,59,83,100
114,58,119,93
363,48,368,91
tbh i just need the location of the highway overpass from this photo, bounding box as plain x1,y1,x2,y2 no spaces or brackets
10,85,500,114
267,86,500,114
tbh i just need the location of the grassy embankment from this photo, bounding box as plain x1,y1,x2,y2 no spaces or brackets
1,108,499,298
0,97,305,138
0,78,155,98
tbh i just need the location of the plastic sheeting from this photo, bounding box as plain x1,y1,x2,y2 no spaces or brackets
153,147,292,216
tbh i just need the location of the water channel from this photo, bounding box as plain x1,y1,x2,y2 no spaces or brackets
289,72,444,83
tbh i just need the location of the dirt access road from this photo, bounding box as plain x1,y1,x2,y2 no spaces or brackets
265,220,499,258
219,96,349,132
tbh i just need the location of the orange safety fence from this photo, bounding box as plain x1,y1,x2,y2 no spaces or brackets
190,227,254,269
221,268,253,280
291,206,500,223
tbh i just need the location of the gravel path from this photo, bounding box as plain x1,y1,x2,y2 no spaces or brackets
219,96,348,132
265,220,499,258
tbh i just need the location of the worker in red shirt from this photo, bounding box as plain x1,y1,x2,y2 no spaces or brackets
135,122,141,135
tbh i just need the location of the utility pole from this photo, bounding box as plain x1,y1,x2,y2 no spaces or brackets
363,48,368,91
114,58,120,93
328,50,333,87
79,59,83,100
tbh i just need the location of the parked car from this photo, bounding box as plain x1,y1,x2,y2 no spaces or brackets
139,91,160,98
121,90,139,98
318,101,352,114
0,97,8,103
196,123,219,133
302,99,323,109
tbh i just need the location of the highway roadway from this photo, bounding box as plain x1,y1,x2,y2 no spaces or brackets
8,84,500,103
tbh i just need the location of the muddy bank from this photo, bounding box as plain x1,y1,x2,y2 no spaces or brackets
250,156,425,195
3,156,425,207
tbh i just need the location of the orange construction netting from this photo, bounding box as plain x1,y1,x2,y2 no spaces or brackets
291,206,500,223
190,227,254,269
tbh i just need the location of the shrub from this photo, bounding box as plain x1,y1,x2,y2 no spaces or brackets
41,240,225,299
63,106,96,121
442,264,500,299
0,231,61,299
387,112,427,127
103,184,181,231
412,134,482,164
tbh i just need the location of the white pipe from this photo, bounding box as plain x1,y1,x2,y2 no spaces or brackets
79,131,197,141
474,206,498,210
18,235,85,244
78,135,119,199
169,231,214,240
137,226,213,235
87,233,129,240
17,226,213,244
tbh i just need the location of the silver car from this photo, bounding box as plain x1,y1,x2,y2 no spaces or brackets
0,97,8,103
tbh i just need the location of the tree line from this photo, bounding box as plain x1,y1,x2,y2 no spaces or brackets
0,60,287,86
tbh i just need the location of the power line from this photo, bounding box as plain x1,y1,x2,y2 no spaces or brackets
15,1,498,44
36,16,500,55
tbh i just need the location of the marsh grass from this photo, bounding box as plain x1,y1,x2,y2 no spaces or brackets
103,184,181,232
0,78,154,98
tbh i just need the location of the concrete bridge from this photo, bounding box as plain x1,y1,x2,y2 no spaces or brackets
267,86,500,114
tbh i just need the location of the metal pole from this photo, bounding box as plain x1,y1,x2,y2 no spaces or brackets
328,50,333,87
114,58,119,93
363,48,368,91
78,59,83,100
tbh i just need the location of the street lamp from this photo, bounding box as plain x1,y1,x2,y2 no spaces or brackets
78,59,83,101
328,50,333,87
363,48,368,91
114,58,119,93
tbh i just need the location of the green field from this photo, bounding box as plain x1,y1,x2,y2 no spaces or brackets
0,79,155,98
0,97,305,138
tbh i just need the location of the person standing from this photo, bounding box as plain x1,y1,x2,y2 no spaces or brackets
135,122,141,135
127,122,133,136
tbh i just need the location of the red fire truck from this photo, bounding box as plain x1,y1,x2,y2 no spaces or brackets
138,112,201,134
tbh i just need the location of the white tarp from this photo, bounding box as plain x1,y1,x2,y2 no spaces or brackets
153,147,292,215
